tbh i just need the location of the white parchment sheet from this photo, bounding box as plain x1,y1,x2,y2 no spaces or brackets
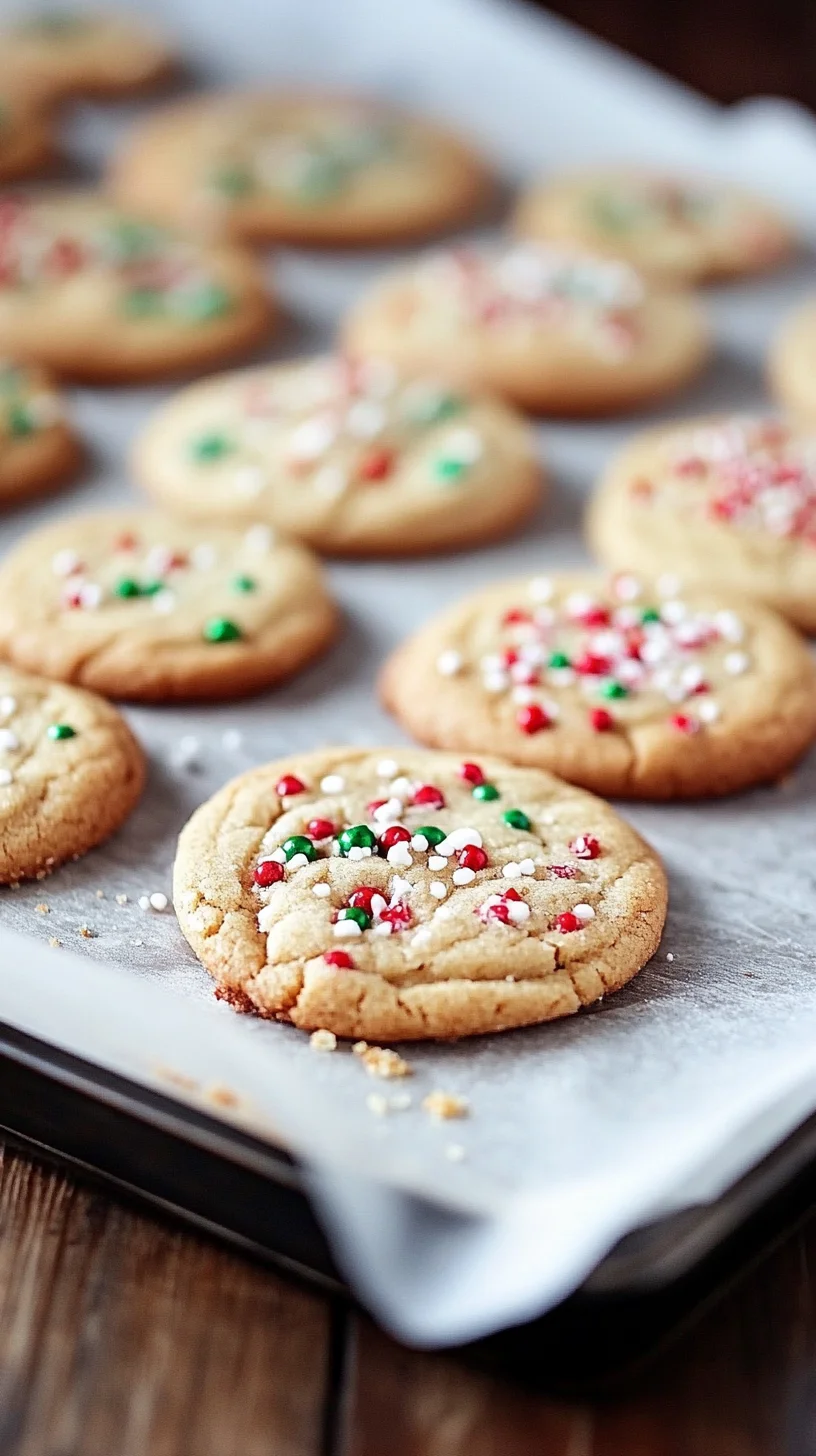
1,0,816,1345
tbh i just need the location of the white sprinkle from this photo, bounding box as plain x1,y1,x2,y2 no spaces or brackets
377,758,399,778
367,1093,389,1117
0,729,19,751
320,774,344,793
511,685,536,705
334,919,362,939
661,599,687,625
373,921,393,936
715,610,745,643
387,843,413,868
138,895,150,910
0,767,13,786
370,894,387,920
233,464,266,497
313,463,349,499
528,576,553,602
221,729,243,751
390,876,413,900
483,673,509,695
430,881,448,899
724,651,750,676
503,862,521,879
446,1144,466,1162
518,858,536,876
573,903,595,923
657,572,681,597
390,776,414,799
698,698,721,723
287,414,337,462
347,845,372,862
346,399,386,438
79,583,102,610
428,855,448,871
52,549,81,577
257,904,276,932
411,927,433,948
152,590,176,614
614,573,642,601
506,899,531,924
565,590,596,618
287,853,309,871
436,649,463,677
410,834,429,852
149,892,168,912
312,883,331,898
373,797,403,823
191,543,217,571
172,734,200,768
244,524,274,554
452,866,476,886
269,849,287,864
442,426,483,464
666,952,675,962
0,695,16,720
437,827,482,856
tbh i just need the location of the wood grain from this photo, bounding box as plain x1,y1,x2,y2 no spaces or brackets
0,1146,330,1456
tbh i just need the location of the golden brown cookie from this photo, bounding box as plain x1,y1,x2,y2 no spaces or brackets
0,192,274,382
341,242,709,416
588,415,816,633
173,746,667,1040
0,84,54,182
0,359,82,505
0,511,337,702
109,91,491,246
514,167,794,284
769,299,816,426
380,571,816,799
0,663,144,883
0,10,173,101
132,354,541,555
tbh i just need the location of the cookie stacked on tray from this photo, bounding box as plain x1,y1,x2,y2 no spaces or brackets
0,9,813,1049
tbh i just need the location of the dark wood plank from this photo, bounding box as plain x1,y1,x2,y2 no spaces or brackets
0,1145,330,1456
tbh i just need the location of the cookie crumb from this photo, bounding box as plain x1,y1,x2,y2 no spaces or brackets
353,1041,412,1079
423,1090,469,1121
116,893,128,905
156,1065,198,1093
310,1028,338,1052
95,889,106,899
446,1143,466,1162
207,1083,239,1108
48,936,62,948
666,952,674,962
78,924,95,939
366,1093,389,1117
35,903,49,914
389,1091,412,1111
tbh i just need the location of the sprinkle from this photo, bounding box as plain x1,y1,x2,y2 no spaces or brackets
312,883,331,898
323,949,354,969
570,834,601,859
573,903,596,922
116,894,128,905
191,544,218,571
472,782,499,802
320,774,345,793
148,892,168,912
377,758,399,778
358,446,395,481
203,617,242,643
51,549,81,577
436,649,463,677
233,466,265,498
430,881,447,899
436,827,481,855
334,919,362,939
657,573,681,597
386,842,413,868
516,704,551,734
724,651,750,675
244,524,274,554
670,712,699,734
554,911,582,933
0,695,16,719
0,768,13,786
590,707,615,732
423,1091,469,1121
367,1094,389,1117
698,698,721,723
715,610,745,643
47,723,76,741
310,1029,337,1052
231,574,256,593
276,774,307,797
528,576,553,601
452,866,476,886
458,762,485,786
221,729,243,751
287,414,337,462
0,728,18,751
254,859,285,888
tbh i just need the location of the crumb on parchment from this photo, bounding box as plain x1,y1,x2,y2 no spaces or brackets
310,1029,337,1052
35,903,49,914
353,1041,412,1079
423,1090,469,1121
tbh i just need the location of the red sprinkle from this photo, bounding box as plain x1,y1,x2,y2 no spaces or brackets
458,845,488,872
349,886,383,914
276,774,307,797
413,784,445,809
570,835,601,860
366,798,388,815
114,533,138,552
589,708,615,733
458,761,485,786
307,818,335,841
551,864,581,880
670,713,698,735
576,606,610,629
504,888,523,902
554,911,582,933
502,608,532,626
358,447,395,482
46,238,84,276
323,950,355,970
516,704,551,735
484,902,510,924
254,859,284,888
378,824,411,852
574,652,611,677
380,901,413,930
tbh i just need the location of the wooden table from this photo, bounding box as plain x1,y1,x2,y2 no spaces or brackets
2,1141,816,1454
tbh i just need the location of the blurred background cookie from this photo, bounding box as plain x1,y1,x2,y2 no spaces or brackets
342,242,709,415
0,359,82,505
769,299,816,426
108,91,492,246
0,8,173,101
0,83,55,182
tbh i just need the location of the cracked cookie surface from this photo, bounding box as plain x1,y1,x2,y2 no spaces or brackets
588,415,816,632
0,510,337,702
173,746,667,1041
380,571,816,798
133,353,541,555
0,664,144,883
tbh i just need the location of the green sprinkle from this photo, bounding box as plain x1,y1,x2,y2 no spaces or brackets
338,906,371,931
293,154,347,201
47,723,76,741
181,282,232,321
503,808,531,832
414,825,446,848
472,782,499,802
232,574,256,593
8,404,34,438
211,165,254,198
203,617,242,643
433,457,467,483
141,580,164,596
282,835,318,863
123,286,164,318
113,577,142,599
109,219,162,262
548,651,570,670
191,432,233,462
601,680,629,700
338,824,377,856
407,392,462,426
641,607,661,623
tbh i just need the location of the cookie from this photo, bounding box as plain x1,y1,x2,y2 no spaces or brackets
0,85,54,182
341,242,709,416
173,746,667,1040
588,415,816,633
514,167,794,284
109,92,491,247
769,299,816,425
132,354,541,555
0,663,144,883
380,571,816,799
0,359,82,505
0,512,337,702
0,10,172,101
0,193,274,382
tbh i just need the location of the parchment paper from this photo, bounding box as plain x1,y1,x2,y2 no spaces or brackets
1,0,816,1346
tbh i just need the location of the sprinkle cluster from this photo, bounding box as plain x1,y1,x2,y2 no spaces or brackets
414,244,644,357
252,759,608,971
586,179,723,236
208,109,401,205
436,574,752,738
0,199,233,322
188,356,484,503
637,417,816,545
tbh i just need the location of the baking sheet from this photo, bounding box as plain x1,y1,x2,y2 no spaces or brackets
1,0,816,1345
